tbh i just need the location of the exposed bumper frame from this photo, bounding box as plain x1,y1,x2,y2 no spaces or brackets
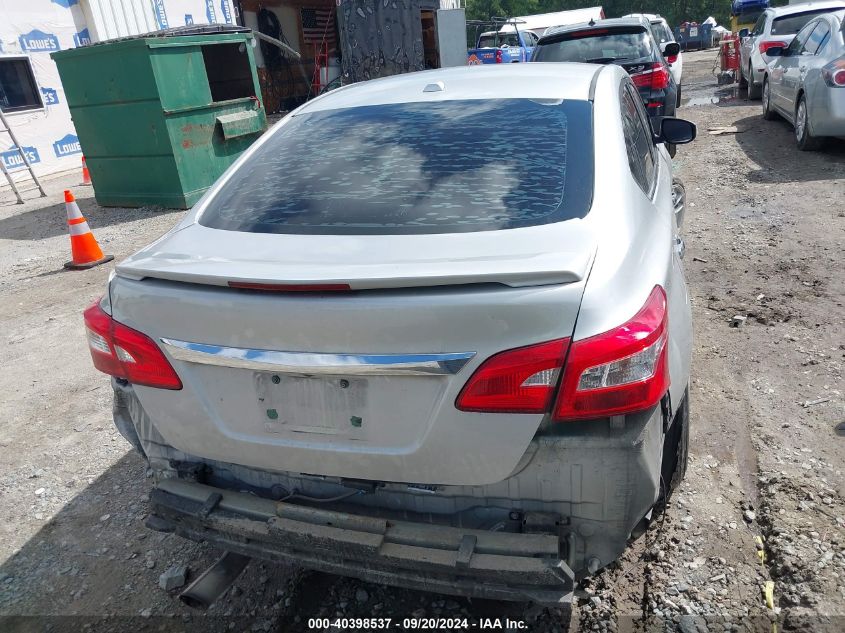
148,478,575,605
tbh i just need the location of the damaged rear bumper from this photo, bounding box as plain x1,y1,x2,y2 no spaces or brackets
148,478,575,605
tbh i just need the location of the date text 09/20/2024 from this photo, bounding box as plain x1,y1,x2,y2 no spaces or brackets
307,618,528,629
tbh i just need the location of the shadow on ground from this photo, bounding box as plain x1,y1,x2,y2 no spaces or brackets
0,194,177,241
732,115,845,184
0,451,571,632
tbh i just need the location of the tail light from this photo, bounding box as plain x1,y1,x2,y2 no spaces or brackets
666,54,678,64
456,339,569,413
495,49,503,63
455,287,669,420
553,286,668,420
759,40,787,55
84,300,182,390
822,58,845,87
631,63,671,90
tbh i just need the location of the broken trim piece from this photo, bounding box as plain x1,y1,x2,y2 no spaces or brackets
149,479,575,605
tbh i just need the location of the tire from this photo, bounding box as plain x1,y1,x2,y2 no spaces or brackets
659,387,690,503
676,84,682,109
795,94,824,151
747,64,762,99
762,77,777,121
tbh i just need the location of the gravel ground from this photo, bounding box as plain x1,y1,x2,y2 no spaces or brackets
1,49,843,632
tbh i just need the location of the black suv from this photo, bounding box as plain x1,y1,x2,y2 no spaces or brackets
532,17,680,120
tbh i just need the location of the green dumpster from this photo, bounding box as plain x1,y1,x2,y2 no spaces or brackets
52,26,267,209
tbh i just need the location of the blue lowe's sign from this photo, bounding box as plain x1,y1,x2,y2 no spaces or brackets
73,28,91,47
51,0,79,7
2,146,41,171
152,0,170,29
53,134,82,158
206,0,216,23
185,14,194,25
41,87,60,105
19,29,61,53
220,0,233,23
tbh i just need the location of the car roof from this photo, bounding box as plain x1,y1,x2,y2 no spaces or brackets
768,1,845,18
624,13,666,24
541,16,651,40
299,64,606,114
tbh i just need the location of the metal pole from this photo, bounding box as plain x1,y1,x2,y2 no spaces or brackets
0,152,24,204
0,109,47,198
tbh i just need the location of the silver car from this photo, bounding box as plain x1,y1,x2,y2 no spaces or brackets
763,9,845,150
84,63,695,605
739,1,845,99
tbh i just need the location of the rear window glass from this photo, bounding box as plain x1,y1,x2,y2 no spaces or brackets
200,99,594,235
478,33,522,47
772,10,836,35
534,28,653,63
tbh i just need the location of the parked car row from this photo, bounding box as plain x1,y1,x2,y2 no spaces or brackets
84,60,697,606
466,15,685,149
739,1,845,149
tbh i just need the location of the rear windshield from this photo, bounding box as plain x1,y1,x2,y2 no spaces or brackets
199,99,594,235
772,10,837,35
534,27,653,63
478,33,522,48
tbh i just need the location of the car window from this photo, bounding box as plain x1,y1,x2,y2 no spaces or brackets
650,23,672,44
806,21,831,54
478,33,522,48
533,27,653,63
771,9,838,36
620,84,655,194
785,21,816,55
200,99,595,235
752,14,766,36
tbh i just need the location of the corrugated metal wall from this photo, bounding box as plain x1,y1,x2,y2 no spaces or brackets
81,0,158,41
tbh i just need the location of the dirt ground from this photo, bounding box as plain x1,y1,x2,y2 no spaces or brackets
1,49,843,633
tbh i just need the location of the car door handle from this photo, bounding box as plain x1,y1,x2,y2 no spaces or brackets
675,237,686,259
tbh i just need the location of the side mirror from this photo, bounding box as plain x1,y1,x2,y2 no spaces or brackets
663,42,681,58
655,117,697,145
766,46,784,57
739,28,749,38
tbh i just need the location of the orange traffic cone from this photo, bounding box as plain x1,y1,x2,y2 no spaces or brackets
80,156,91,186
63,190,113,270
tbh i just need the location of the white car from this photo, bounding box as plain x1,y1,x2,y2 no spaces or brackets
84,63,696,605
739,0,845,98
625,13,683,93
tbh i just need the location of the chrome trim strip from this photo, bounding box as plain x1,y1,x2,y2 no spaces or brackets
160,338,476,376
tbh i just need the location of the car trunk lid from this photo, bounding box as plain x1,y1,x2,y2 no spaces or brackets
110,224,595,486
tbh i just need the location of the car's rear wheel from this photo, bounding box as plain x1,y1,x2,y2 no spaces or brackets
795,95,824,151
747,64,762,99
762,77,777,121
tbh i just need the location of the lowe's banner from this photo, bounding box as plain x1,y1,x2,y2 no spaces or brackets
19,29,61,53
1,146,42,172
153,0,170,30
53,134,82,158
73,28,91,47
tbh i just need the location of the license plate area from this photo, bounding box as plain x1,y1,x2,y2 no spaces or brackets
255,372,368,437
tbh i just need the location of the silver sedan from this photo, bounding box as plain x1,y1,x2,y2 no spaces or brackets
763,9,845,150
83,63,695,604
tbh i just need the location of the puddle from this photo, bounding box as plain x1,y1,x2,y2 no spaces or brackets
681,85,746,107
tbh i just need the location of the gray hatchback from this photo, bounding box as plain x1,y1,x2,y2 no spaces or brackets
84,63,695,605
